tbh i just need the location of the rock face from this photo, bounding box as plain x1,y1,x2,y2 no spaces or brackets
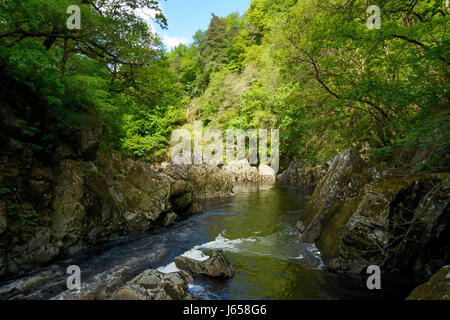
0,149,236,277
298,149,369,243
110,269,197,300
277,160,327,190
0,71,236,280
407,265,450,300
174,249,235,278
298,149,450,282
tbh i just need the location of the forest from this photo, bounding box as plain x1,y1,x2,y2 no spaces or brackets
0,0,449,302
1,0,448,168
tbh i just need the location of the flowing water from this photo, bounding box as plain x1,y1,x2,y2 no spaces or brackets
0,184,355,300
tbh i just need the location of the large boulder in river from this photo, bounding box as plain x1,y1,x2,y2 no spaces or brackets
174,249,235,278
164,164,234,201
299,149,450,282
277,160,327,190
110,269,197,300
222,160,277,184
222,159,260,183
259,164,276,184
407,265,450,300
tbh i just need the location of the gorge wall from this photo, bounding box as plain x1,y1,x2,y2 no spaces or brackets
0,69,236,279
287,149,449,296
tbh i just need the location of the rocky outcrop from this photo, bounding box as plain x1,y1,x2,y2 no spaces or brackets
0,152,236,277
223,160,276,184
277,160,327,190
407,265,450,300
298,149,450,282
174,249,235,278
298,149,368,242
79,121,103,160
223,160,259,182
109,269,197,300
0,68,238,279
164,164,235,201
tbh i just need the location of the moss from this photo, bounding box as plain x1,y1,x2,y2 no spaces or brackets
407,266,450,300
86,170,109,197
317,196,361,261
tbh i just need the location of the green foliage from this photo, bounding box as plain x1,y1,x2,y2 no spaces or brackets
0,187,12,195
7,204,19,216
0,0,188,162
0,0,448,169
172,0,449,168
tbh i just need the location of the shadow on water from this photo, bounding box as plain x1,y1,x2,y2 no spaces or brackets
0,183,412,300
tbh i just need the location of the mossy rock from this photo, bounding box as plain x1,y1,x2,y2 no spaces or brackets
407,266,450,300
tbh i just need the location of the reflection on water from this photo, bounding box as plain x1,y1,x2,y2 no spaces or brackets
0,184,348,300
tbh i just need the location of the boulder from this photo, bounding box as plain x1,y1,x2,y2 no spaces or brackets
156,212,178,228
164,164,234,201
259,164,276,184
120,161,171,231
407,265,450,300
174,249,235,278
222,160,260,183
109,269,196,300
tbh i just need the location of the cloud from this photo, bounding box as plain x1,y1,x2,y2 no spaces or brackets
135,6,189,50
161,34,190,50
135,7,158,28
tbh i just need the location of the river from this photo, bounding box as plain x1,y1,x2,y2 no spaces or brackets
0,184,366,300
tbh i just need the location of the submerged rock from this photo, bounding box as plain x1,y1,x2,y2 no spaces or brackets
109,269,197,300
407,265,450,300
174,249,235,278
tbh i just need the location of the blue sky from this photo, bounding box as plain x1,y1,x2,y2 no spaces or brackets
138,0,252,49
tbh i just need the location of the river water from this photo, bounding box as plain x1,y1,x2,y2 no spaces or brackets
0,184,360,300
